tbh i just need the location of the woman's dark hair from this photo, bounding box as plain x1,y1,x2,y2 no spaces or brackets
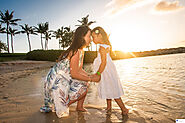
92,26,115,56
57,26,91,61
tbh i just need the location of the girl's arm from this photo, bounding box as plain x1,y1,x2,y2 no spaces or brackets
70,50,100,82
97,46,107,73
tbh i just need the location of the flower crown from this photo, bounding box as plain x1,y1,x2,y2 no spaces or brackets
94,29,100,34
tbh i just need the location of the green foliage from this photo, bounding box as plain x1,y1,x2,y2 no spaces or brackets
83,51,97,63
26,50,64,61
0,53,26,62
52,26,74,50
0,53,26,57
26,50,98,63
0,40,8,53
25,50,136,63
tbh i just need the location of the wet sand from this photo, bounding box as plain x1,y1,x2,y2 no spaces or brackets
0,60,183,123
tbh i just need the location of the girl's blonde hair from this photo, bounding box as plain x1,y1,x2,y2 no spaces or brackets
92,26,115,56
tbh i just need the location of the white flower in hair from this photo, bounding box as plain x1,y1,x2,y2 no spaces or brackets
95,29,99,34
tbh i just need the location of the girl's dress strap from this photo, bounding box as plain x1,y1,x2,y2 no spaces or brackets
99,44,110,49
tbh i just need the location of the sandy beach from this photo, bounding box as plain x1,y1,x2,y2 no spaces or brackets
0,58,184,123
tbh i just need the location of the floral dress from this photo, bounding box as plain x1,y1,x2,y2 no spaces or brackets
40,53,88,118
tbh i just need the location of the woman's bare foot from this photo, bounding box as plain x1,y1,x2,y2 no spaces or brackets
122,108,129,115
76,107,87,112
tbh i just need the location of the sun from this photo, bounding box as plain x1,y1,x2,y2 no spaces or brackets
109,26,158,52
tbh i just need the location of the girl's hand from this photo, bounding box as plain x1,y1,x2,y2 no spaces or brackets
91,74,101,82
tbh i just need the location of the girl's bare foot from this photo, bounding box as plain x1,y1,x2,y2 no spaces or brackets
122,108,129,115
76,107,87,112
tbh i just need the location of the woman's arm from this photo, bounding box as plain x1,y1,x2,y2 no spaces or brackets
97,46,107,73
80,69,89,76
79,51,90,76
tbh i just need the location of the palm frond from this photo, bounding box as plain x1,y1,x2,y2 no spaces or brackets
10,22,18,25
76,14,95,27
88,21,96,26
11,18,21,22
64,26,70,32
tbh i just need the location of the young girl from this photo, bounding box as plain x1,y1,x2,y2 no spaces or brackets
40,26,100,118
92,26,129,115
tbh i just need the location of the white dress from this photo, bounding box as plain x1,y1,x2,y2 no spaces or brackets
93,44,124,99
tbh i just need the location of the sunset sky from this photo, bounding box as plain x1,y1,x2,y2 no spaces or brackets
0,0,185,52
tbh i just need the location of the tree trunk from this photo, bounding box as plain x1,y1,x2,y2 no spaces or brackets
6,24,9,53
46,39,48,50
41,33,44,50
45,39,47,50
27,34,31,52
59,39,60,49
11,34,14,53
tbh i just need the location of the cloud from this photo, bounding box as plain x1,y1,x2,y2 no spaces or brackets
105,0,157,15
155,1,184,12
106,0,141,14
105,0,184,16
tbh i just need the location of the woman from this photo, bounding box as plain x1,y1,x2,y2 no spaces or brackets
40,26,100,118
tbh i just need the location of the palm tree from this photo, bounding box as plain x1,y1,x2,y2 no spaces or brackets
34,22,48,50
0,10,21,53
52,27,64,49
59,26,73,50
20,24,37,52
8,27,20,53
76,15,96,27
43,31,52,50
63,26,73,48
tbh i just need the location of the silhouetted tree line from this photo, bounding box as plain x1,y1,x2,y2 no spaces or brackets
0,10,95,53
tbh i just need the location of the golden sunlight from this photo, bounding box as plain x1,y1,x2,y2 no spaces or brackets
109,25,159,52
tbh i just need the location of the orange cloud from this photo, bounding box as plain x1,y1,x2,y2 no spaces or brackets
106,0,145,14
155,1,184,11
105,0,155,15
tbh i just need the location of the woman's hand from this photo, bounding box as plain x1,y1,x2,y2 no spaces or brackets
90,74,101,82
